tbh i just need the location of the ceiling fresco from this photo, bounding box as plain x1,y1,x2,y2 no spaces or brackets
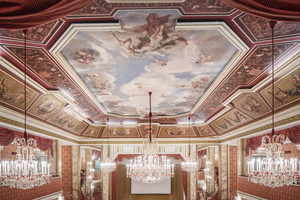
60,10,238,116
28,94,66,120
234,14,300,42
0,68,39,110
261,67,300,109
3,46,105,120
210,108,252,134
47,111,88,135
0,20,63,44
232,92,271,119
195,42,297,120
197,125,216,137
0,1,299,139
82,126,102,137
69,0,234,17
159,126,197,137
102,127,139,137
138,124,159,137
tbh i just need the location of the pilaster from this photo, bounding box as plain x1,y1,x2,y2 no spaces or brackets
72,145,80,199
237,139,246,176
56,140,62,176
85,148,93,195
205,147,215,195
218,144,229,200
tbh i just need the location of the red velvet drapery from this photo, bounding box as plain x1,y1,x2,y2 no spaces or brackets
0,127,53,156
111,154,187,200
0,0,94,29
245,125,300,156
198,149,207,157
221,0,300,22
0,127,15,146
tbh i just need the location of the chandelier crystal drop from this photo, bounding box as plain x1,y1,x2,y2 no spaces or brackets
181,156,198,172
246,21,299,188
0,30,51,189
181,116,198,172
126,92,174,184
247,134,299,187
100,154,116,173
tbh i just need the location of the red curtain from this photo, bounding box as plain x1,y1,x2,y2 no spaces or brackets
182,170,188,199
198,149,207,157
0,127,15,146
0,0,95,29
28,135,53,156
277,126,300,144
221,0,300,22
245,134,268,156
0,127,53,155
245,125,300,156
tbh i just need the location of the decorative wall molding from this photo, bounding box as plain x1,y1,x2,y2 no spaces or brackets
237,191,268,200
33,191,63,200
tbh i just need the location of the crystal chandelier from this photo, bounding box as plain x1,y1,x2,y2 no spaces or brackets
181,116,197,172
126,92,174,184
100,118,116,173
0,30,51,189
247,134,299,187
246,21,299,188
0,138,51,189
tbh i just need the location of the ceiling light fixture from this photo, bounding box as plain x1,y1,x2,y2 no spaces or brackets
126,92,174,183
181,116,197,172
246,21,299,188
0,30,51,189
100,118,116,173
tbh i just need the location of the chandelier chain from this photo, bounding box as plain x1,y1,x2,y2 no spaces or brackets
181,116,198,172
271,21,276,136
23,29,28,143
149,91,152,143
188,116,191,156
100,117,116,173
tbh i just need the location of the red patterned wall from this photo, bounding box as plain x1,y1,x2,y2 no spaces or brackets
0,144,17,160
198,171,205,180
62,146,72,197
229,146,237,199
282,143,300,159
237,177,300,200
0,177,62,200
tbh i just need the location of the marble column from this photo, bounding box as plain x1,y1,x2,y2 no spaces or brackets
48,140,56,176
72,145,80,199
85,148,93,195
102,145,109,200
55,140,62,177
237,139,246,176
189,144,197,200
218,144,229,200
205,147,215,195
